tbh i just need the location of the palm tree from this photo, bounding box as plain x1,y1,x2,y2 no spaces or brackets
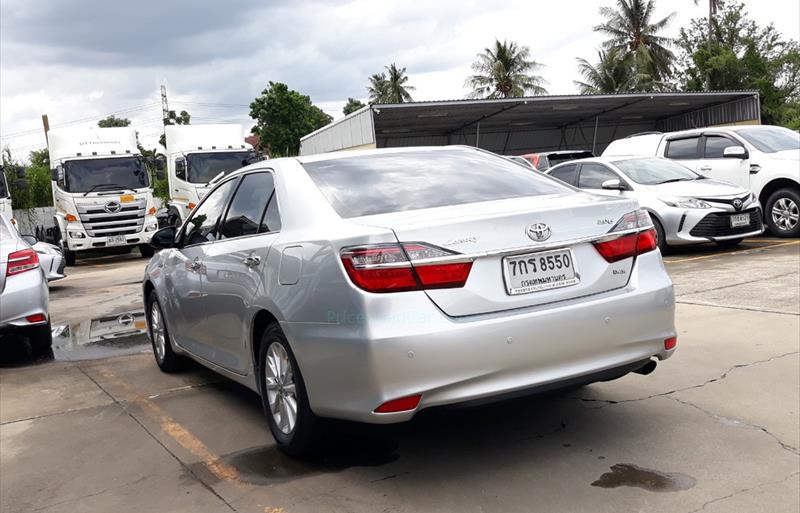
693,0,720,89
367,64,414,104
466,39,547,98
575,48,638,94
594,0,676,82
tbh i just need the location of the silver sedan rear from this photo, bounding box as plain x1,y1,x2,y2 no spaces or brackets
143,146,676,455
0,214,52,350
546,156,764,249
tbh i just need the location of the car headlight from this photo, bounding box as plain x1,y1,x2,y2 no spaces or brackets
145,223,158,232
659,197,711,209
68,231,86,238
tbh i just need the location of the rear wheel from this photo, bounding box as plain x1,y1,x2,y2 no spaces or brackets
765,188,800,238
55,225,76,266
259,324,321,457
27,321,52,352
139,244,155,258
651,217,667,253
716,238,743,249
147,292,187,372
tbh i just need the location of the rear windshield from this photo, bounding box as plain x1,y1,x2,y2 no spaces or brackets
302,149,570,218
548,152,594,167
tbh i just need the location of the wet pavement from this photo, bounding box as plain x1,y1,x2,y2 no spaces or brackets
1,238,798,512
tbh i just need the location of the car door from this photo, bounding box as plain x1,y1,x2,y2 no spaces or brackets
162,178,237,356
698,134,750,188
547,163,579,186
663,135,702,172
199,171,281,374
577,162,632,197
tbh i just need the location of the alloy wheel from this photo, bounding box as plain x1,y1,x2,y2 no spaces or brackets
150,302,166,362
264,342,297,434
772,197,799,232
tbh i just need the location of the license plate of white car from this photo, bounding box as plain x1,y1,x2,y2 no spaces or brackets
730,213,750,228
503,248,579,296
107,235,127,246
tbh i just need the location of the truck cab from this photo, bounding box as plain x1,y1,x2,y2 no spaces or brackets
48,127,159,265
0,172,12,224
163,124,257,226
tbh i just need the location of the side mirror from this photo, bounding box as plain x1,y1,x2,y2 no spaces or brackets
149,226,178,250
723,145,748,159
601,179,626,191
21,234,39,246
51,164,64,182
15,166,25,179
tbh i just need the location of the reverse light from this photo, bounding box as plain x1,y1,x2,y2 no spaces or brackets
593,209,658,263
375,394,422,413
6,248,39,276
340,243,473,293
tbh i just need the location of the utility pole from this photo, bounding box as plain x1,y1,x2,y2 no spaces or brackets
41,114,50,143
160,84,170,134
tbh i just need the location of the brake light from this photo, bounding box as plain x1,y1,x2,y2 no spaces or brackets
592,209,658,263
26,313,47,323
340,243,473,293
6,248,39,276
664,336,677,350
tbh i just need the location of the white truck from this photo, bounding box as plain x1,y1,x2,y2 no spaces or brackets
0,171,12,223
48,126,159,265
162,124,257,226
603,125,800,237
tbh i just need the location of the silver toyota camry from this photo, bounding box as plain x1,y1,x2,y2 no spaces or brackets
143,146,676,455
546,156,763,250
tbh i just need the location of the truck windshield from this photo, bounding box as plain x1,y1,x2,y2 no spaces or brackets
63,157,149,193
186,151,253,183
736,127,800,153
0,174,8,198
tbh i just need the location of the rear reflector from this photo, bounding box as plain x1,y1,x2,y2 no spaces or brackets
6,248,39,276
593,228,658,263
341,243,472,293
375,394,422,413
664,336,677,350
26,313,47,323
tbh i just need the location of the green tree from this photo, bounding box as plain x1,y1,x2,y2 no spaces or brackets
594,0,676,87
466,39,547,98
2,148,52,209
249,82,332,157
368,64,415,104
676,1,800,125
343,97,366,115
97,115,131,127
159,110,191,147
575,48,638,93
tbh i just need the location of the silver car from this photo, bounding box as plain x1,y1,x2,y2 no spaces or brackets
19,236,66,282
546,156,764,250
0,214,52,350
143,147,676,455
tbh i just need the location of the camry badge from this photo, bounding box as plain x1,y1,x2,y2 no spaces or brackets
104,201,122,214
526,223,552,242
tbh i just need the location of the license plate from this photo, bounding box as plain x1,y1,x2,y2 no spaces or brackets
503,248,579,296
730,213,750,228
107,235,127,246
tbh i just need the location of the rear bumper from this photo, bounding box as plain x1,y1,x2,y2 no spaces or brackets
0,270,49,332
284,250,675,424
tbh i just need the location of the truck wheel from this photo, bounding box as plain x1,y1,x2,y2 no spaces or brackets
765,188,800,238
64,249,76,267
139,244,155,258
28,321,53,352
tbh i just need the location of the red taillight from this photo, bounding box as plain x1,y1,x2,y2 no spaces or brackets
26,313,47,323
375,394,422,413
6,248,39,276
664,336,677,350
593,228,658,263
340,243,473,293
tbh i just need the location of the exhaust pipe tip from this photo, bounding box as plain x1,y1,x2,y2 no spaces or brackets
634,359,657,376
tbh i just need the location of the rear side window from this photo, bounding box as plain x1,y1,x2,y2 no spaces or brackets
302,149,569,218
219,172,277,239
548,152,593,167
578,163,619,189
548,164,578,186
703,135,739,158
665,137,700,159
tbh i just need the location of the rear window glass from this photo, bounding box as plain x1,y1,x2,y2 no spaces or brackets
302,149,570,218
547,152,593,167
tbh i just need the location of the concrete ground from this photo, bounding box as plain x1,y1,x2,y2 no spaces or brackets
1,239,798,512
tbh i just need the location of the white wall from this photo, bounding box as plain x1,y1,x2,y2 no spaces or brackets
12,207,55,234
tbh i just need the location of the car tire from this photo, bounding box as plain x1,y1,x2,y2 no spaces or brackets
64,249,76,267
55,227,77,266
765,188,800,238
147,291,187,373
27,321,52,352
258,323,321,457
716,238,743,248
139,244,155,258
651,217,668,253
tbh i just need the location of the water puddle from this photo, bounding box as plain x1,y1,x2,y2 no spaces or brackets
592,463,696,492
0,310,149,367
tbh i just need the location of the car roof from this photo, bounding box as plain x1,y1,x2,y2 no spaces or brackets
296,145,480,164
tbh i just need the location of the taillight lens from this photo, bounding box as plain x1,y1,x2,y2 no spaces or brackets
593,209,658,263
341,243,473,293
7,248,40,276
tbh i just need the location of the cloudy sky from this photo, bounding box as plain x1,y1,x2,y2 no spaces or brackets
1,0,798,159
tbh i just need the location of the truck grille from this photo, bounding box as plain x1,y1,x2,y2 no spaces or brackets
689,208,763,238
77,200,146,237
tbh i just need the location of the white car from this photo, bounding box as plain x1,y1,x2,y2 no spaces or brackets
20,236,66,282
603,125,800,237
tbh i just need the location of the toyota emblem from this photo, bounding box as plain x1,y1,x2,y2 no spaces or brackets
104,201,122,214
732,198,743,210
526,223,552,242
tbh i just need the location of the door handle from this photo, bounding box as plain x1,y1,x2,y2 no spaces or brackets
700,165,712,171
244,255,261,267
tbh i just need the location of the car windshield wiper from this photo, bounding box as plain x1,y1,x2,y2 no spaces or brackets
82,183,135,196
656,178,691,184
